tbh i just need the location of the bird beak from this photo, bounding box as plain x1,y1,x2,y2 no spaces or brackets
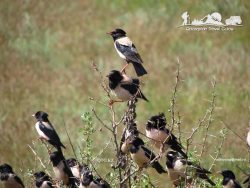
106,31,112,35
32,114,35,117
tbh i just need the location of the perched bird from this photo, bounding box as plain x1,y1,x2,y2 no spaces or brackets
120,123,139,154
247,127,250,147
166,151,215,187
33,111,66,152
145,113,187,158
66,158,82,179
0,163,25,188
107,70,148,104
128,137,166,174
80,167,110,188
219,170,242,188
107,28,147,77
66,158,90,186
49,151,76,188
33,171,53,188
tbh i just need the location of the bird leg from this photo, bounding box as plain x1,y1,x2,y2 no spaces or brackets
109,99,124,106
120,62,129,74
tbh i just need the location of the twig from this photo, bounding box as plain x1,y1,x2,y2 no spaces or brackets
92,108,113,132
221,120,246,143
63,119,78,160
200,79,216,157
177,112,182,144
209,128,227,171
93,138,112,162
92,62,111,97
110,105,123,187
169,58,181,132
27,144,51,177
120,153,161,185
185,111,208,185
77,145,103,180
186,111,208,153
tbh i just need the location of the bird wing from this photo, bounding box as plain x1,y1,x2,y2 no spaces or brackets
182,160,211,174
39,122,62,144
164,129,178,142
141,145,156,161
179,159,191,166
62,160,76,187
164,128,186,152
234,180,242,188
47,181,53,188
120,79,139,96
115,41,143,64
121,79,148,101
120,128,127,144
14,175,25,188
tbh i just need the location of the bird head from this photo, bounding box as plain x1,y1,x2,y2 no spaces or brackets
34,171,46,178
106,70,123,84
0,163,13,174
219,170,236,179
128,137,144,147
33,111,49,121
66,158,79,168
80,169,93,186
146,113,167,130
166,151,178,162
49,151,64,166
33,171,51,181
107,28,126,40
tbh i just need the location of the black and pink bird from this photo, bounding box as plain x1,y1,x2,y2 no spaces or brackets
107,70,148,105
219,170,242,188
33,171,53,188
166,151,215,187
50,151,76,188
145,113,187,158
128,137,166,174
0,163,25,188
33,111,66,152
107,28,147,77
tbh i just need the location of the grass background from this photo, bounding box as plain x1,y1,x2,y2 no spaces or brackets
0,0,249,187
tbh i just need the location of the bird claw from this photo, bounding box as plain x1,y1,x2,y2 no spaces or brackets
109,100,114,106
109,99,123,106
121,62,129,73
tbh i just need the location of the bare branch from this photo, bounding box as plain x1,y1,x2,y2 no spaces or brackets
63,119,78,160
169,58,181,132
200,79,216,157
92,108,113,132
209,128,227,171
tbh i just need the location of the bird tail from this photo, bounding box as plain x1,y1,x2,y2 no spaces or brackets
56,143,66,153
137,91,149,102
170,144,187,158
205,178,216,186
243,177,250,184
151,161,167,174
132,62,147,77
69,177,77,188
178,149,188,159
61,143,66,149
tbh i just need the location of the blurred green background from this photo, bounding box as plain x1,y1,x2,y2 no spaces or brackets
0,0,249,187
